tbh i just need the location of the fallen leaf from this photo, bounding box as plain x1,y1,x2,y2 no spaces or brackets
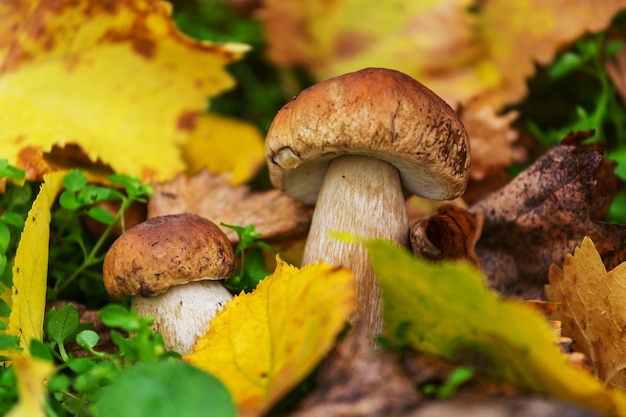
0,0,247,182
470,131,626,298
5,354,54,417
368,239,626,416
546,237,626,389
148,170,313,243
6,171,66,354
259,0,626,109
410,205,483,268
181,114,265,185
184,257,356,417
479,0,626,108
288,322,422,417
458,101,525,182
258,0,484,105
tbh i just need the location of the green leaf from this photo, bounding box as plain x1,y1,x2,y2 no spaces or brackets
46,304,80,344
63,169,88,192
76,330,99,350
549,52,583,79
0,334,20,350
0,222,9,250
99,305,143,332
606,40,624,58
1,212,25,229
367,240,626,415
67,357,96,374
87,206,116,225
96,361,236,417
422,366,474,399
0,160,25,180
77,185,116,205
30,339,53,361
0,298,11,317
59,190,82,210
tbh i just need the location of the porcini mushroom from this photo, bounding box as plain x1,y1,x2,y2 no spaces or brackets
265,67,470,339
103,213,235,354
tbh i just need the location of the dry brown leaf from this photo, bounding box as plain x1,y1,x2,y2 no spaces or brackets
287,323,421,417
546,237,626,389
409,205,483,268
459,101,525,181
470,131,626,298
147,170,312,243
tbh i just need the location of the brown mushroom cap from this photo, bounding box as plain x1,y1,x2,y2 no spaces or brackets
265,67,471,204
103,213,235,300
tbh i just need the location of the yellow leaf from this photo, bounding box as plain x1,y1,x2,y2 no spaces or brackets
7,171,66,354
546,237,626,389
6,354,54,417
184,258,355,416
181,114,265,185
0,0,248,182
260,0,626,109
479,0,626,108
368,240,626,416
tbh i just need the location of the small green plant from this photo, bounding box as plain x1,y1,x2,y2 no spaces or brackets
525,32,625,147
421,366,475,399
1,303,235,416
0,160,32,307
49,169,153,303
521,26,626,223
221,223,276,293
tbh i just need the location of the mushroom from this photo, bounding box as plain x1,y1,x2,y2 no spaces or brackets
103,213,235,354
265,67,470,339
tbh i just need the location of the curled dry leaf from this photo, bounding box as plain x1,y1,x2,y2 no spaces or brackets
470,131,626,299
409,205,483,268
546,237,626,389
148,170,313,243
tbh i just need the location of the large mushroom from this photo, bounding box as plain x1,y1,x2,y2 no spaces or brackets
265,67,470,339
103,213,235,354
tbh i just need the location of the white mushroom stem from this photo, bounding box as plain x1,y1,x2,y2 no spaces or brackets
302,154,409,339
131,280,233,354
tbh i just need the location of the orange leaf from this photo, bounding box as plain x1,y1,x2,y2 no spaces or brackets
547,236,626,388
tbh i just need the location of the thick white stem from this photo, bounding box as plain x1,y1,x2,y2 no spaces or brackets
132,280,233,354
302,155,409,339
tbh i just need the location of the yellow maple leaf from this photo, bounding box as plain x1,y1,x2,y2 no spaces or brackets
546,236,626,389
0,0,248,182
184,258,356,417
6,171,66,354
181,114,265,185
5,354,54,417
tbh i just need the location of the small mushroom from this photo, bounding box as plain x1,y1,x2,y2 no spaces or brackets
265,67,470,339
103,213,235,354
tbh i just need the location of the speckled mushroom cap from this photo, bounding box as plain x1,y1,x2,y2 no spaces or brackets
265,67,471,204
103,213,235,300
